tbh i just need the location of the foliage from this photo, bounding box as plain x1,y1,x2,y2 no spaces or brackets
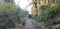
31,5,37,16
0,3,19,29
0,3,16,12
32,0,60,29
42,4,60,29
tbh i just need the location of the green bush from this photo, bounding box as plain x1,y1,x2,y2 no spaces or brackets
0,3,18,29
34,3,60,29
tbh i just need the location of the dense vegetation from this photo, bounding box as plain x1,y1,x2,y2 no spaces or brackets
0,2,26,29
31,0,60,29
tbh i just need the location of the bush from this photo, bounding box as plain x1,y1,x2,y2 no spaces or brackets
0,3,17,29
34,3,60,29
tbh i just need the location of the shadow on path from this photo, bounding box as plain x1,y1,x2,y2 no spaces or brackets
22,18,42,29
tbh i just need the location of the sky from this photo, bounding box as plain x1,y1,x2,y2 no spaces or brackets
14,0,33,14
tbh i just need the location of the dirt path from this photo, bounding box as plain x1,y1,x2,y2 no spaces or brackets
22,18,42,29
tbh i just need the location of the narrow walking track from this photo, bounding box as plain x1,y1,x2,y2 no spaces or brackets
22,18,42,29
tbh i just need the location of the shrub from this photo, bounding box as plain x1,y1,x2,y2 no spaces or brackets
34,3,60,29
0,3,17,29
